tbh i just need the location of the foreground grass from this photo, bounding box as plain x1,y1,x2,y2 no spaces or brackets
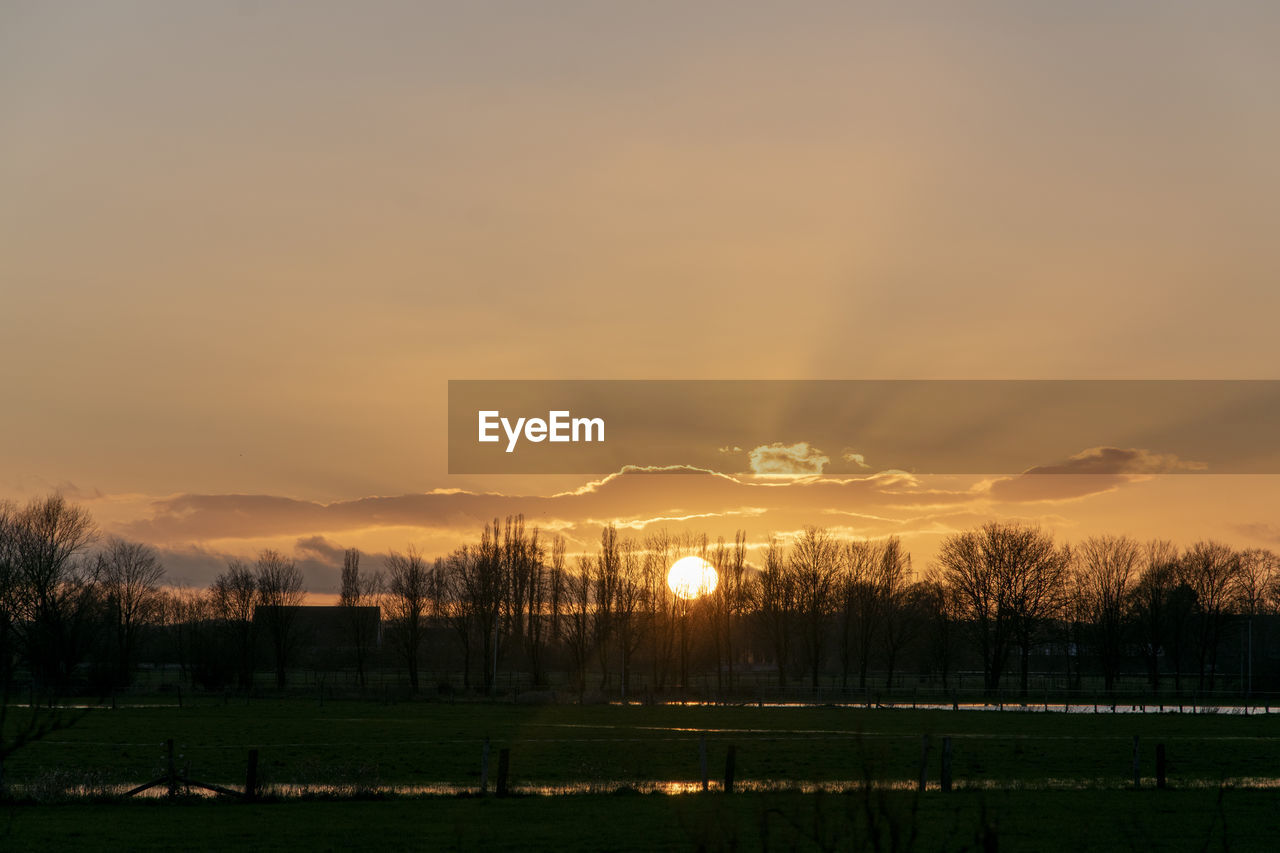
5,699,1278,793
3,788,1274,852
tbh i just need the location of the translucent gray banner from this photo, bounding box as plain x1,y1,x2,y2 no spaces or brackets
447,380,1280,475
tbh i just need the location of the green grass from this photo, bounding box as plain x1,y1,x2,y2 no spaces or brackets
3,788,1275,852
5,699,1278,850
5,698,1278,793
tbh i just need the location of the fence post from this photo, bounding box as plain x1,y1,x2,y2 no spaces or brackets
1132,735,1140,789
941,736,953,792
496,748,510,797
480,738,490,795
245,749,259,801
1156,743,1166,789
166,739,177,798
724,745,737,794
918,735,931,792
700,735,709,793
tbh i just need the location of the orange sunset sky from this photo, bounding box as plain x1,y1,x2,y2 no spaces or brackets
3,3,1279,595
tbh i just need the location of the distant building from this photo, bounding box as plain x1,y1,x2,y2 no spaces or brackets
251,605,382,651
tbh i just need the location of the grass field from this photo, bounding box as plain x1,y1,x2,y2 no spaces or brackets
3,697,1279,850
3,788,1277,851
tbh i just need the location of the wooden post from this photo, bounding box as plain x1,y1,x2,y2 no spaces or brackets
700,735,709,793
480,738,490,794
1156,743,1166,789
496,748,510,797
166,739,177,798
245,749,259,801
918,735,931,792
941,737,953,793
724,745,737,794
1132,735,1140,789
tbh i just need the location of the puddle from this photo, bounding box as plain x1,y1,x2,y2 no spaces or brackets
654,701,1279,715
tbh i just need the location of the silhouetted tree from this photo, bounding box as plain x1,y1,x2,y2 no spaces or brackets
757,537,796,689
839,540,882,690
564,555,593,696
95,538,164,689
1181,540,1241,690
385,545,429,692
642,531,677,691
791,527,840,691
877,539,914,689
255,549,304,688
613,536,645,699
1074,535,1140,692
941,522,1067,695
339,548,381,689
211,560,258,689
13,495,100,692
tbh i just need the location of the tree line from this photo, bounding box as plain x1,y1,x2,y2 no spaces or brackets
2,494,1278,700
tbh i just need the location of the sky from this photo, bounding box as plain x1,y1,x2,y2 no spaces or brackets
3,2,1279,595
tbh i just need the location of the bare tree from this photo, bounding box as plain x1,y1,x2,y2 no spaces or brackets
877,539,914,689
524,534,548,686
564,555,594,696
546,537,566,682
255,549,305,688
838,540,881,691
940,522,1067,695
593,526,619,688
613,536,645,699
440,546,475,689
385,545,429,692
13,495,100,692
757,537,795,689
710,531,749,693
1130,540,1182,691
913,570,957,688
791,527,840,691
1234,549,1277,616
95,538,165,688
211,560,258,689
1005,527,1069,697
1,497,94,791
1073,535,1141,693
164,586,211,687
1234,548,1276,697
0,501,20,698
339,548,382,689
1180,540,1241,690
467,521,508,692
642,531,677,691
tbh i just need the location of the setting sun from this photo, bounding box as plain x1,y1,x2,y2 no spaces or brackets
666,555,718,600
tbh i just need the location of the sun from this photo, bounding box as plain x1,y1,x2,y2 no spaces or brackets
666,556,718,600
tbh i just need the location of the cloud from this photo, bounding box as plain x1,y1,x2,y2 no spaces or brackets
747,442,829,477
120,464,960,546
113,449,1163,588
987,447,1205,503
295,535,348,563
1016,447,1206,476
1232,522,1280,546
842,449,870,469
156,535,363,596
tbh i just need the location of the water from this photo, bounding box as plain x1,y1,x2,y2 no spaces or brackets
71,774,1280,800
654,700,1278,715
